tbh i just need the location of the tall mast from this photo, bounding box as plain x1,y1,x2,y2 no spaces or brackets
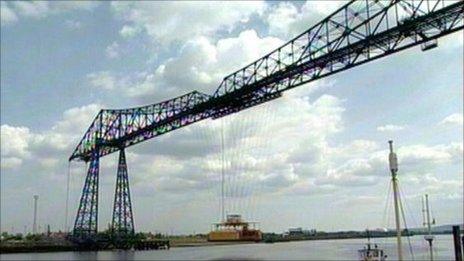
33,195,39,234
424,194,434,261
422,196,426,226
389,140,403,261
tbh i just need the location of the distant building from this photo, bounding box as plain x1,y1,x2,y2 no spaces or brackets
48,231,68,239
284,227,316,238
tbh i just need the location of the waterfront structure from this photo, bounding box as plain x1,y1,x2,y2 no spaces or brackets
208,214,262,242
67,0,464,246
284,228,317,238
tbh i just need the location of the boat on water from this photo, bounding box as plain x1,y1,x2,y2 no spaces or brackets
358,141,401,261
358,243,387,261
358,230,387,261
208,214,262,242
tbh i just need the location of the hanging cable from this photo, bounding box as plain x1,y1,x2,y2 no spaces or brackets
192,121,216,223
244,107,258,221
250,102,274,222
254,101,276,223
241,106,259,220
240,109,254,219
230,112,242,215
221,118,225,222
233,112,243,217
205,119,223,223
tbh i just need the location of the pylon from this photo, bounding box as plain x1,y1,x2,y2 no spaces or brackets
73,152,99,239
111,149,135,238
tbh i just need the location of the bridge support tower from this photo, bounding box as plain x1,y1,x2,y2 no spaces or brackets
111,148,135,242
73,152,100,240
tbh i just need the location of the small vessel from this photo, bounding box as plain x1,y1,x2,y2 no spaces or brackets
422,194,435,261
208,214,262,242
358,230,387,261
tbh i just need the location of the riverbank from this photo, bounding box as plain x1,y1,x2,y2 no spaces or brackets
0,241,255,254
0,242,76,254
1,231,455,254
0,238,249,254
0,235,456,260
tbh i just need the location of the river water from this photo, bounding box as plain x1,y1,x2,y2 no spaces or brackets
1,235,455,260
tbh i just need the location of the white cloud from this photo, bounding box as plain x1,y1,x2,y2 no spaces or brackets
266,1,345,38
399,142,463,166
1,157,23,170
128,90,345,197
64,19,81,30
440,113,463,126
315,171,378,187
105,42,120,59
1,125,32,158
1,3,18,25
175,29,281,87
403,173,462,197
2,2,99,26
310,139,463,189
266,2,298,38
52,104,102,136
329,140,379,163
0,104,101,171
111,1,267,45
304,1,344,16
1,125,32,169
11,1,49,19
377,124,406,132
119,25,142,39
47,2,99,12
119,30,284,100
87,71,116,90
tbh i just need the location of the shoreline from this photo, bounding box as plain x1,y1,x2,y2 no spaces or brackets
0,232,453,254
0,241,255,254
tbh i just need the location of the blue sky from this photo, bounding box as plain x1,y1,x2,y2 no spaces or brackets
1,1,462,235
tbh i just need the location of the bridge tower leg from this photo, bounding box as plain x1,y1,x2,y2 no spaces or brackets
73,153,100,240
111,148,135,241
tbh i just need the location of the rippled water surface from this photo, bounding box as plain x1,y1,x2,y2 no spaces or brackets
1,235,456,260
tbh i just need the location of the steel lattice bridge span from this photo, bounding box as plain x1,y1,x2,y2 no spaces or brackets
68,0,463,244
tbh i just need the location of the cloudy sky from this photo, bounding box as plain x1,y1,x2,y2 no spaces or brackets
1,1,462,235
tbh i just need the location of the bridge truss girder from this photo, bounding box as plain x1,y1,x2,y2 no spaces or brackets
210,0,463,117
70,0,463,163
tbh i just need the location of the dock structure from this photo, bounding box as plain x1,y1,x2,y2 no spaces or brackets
134,240,170,251
71,238,170,251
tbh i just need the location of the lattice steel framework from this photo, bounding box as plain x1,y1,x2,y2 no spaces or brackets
73,153,99,239
70,91,211,162
111,149,135,238
69,0,463,240
210,0,464,117
70,0,463,163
